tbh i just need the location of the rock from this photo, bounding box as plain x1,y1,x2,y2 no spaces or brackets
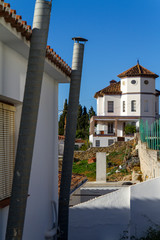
88,157,96,164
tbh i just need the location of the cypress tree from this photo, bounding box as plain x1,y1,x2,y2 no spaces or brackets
59,99,68,135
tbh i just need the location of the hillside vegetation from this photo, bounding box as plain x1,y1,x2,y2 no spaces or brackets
73,139,141,181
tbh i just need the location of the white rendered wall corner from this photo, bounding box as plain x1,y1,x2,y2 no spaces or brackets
69,187,130,240
130,178,160,239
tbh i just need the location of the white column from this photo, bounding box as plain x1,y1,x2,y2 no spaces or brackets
96,152,106,182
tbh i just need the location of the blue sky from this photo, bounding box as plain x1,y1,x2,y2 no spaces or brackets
9,0,160,113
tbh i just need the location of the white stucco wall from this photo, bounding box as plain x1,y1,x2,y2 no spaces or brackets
117,122,123,136
104,95,121,116
130,178,160,239
92,136,117,147
0,39,66,239
0,42,27,101
121,77,141,94
140,77,155,93
69,177,160,240
69,187,130,240
97,97,103,115
141,94,155,117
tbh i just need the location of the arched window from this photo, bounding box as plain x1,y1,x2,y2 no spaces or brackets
131,100,136,112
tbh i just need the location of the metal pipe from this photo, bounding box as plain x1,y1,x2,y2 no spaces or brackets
58,37,88,240
5,1,52,239
45,201,58,240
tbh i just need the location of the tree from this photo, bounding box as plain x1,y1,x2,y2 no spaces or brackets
59,102,96,140
88,106,96,119
59,99,68,135
77,104,83,130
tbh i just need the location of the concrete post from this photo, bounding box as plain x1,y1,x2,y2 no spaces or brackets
96,152,106,182
58,37,87,240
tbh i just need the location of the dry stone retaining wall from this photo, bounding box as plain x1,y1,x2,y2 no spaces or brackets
74,140,136,161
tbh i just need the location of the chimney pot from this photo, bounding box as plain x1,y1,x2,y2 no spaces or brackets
110,80,117,85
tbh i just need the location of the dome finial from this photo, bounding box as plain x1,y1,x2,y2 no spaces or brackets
137,59,139,65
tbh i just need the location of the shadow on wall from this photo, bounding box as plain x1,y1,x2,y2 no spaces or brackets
69,193,160,240
69,206,130,240
130,198,160,239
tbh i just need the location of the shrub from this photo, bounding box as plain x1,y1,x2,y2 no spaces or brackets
125,124,136,135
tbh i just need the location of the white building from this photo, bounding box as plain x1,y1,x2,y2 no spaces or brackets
89,62,160,147
0,1,71,239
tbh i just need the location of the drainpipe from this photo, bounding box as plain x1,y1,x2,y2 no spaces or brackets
5,1,52,239
58,37,88,240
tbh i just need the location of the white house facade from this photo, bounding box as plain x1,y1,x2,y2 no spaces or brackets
89,63,160,147
0,1,71,239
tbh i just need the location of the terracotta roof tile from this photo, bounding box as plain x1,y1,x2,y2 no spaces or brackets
118,63,159,79
0,0,71,77
94,81,121,98
58,172,87,195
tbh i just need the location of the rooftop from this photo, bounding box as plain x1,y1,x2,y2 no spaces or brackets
0,0,71,77
58,172,87,195
94,81,121,98
117,62,159,79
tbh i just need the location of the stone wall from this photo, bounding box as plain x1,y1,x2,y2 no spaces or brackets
138,140,160,180
74,140,136,161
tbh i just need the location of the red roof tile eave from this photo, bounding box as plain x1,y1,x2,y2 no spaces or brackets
94,82,121,98
0,1,71,77
118,74,159,79
117,64,159,79
94,92,122,98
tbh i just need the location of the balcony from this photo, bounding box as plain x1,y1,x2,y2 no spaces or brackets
95,130,116,136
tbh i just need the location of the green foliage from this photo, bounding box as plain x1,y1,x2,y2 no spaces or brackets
79,139,91,151
88,106,96,120
72,160,96,179
58,99,68,135
120,227,160,240
125,124,136,135
58,99,96,140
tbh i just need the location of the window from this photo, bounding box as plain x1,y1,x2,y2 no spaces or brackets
144,80,149,85
108,123,114,134
95,140,100,147
131,80,136,84
108,139,114,146
108,101,114,112
131,100,136,112
123,101,125,112
144,100,148,112
0,102,15,201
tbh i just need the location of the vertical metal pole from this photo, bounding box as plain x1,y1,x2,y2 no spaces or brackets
5,1,52,239
58,37,87,240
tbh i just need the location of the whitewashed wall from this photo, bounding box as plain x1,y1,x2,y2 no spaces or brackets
140,94,155,117
69,187,130,240
117,122,123,136
104,95,121,116
130,178,160,239
0,42,61,239
92,136,117,147
0,42,27,101
97,97,103,115
69,177,160,240
140,77,155,93
121,77,141,94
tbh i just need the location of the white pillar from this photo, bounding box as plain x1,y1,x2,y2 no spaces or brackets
96,152,106,182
